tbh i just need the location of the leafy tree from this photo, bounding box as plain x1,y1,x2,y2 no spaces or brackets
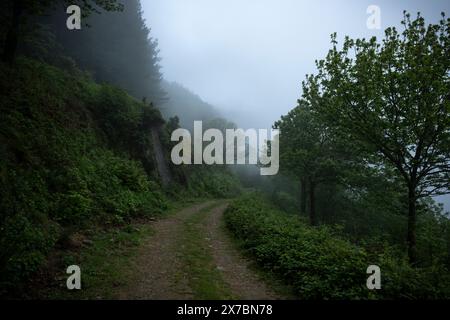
274,102,344,225
302,13,450,263
1,0,123,64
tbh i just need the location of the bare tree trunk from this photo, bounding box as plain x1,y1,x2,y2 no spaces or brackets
2,1,24,65
407,184,417,264
309,179,317,226
300,179,307,215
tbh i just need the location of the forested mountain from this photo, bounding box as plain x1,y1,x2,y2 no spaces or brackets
160,81,221,129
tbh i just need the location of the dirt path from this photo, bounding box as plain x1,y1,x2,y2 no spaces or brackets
117,202,214,299
117,201,281,300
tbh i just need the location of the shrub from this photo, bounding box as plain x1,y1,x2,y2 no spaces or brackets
0,214,60,294
187,167,241,198
377,247,450,299
225,193,369,299
271,191,299,214
224,193,450,299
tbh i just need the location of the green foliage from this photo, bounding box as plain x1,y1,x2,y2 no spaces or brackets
271,191,299,215
274,104,343,183
225,193,450,299
0,214,60,292
186,167,242,199
0,57,167,292
44,224,154,300
415,201,450,267
52,149,168,226
274,104,364,225
225,193,369,299
301,13,450,261
377,247,450,299
303,12,450,199
89,85,142,147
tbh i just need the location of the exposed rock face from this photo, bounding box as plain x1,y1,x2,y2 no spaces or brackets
151,126,171,187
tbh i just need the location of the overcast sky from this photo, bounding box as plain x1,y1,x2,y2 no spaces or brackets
141,0,450,210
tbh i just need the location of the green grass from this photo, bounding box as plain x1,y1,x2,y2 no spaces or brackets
177,202,235,299
161,197,213,218
41,224,154,300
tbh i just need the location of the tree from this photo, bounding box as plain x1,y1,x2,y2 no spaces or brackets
302,13,450,263
49,0,167,105
1,0,123,64
274,102,342,225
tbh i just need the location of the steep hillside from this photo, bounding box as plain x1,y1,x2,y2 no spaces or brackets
0,58,168,294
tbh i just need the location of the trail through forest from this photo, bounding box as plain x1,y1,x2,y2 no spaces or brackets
117,201,281,300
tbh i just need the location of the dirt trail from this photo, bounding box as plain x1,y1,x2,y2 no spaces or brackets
117,201,281,300
117,202,213,299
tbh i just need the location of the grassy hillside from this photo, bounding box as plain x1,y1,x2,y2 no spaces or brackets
0,58,169,294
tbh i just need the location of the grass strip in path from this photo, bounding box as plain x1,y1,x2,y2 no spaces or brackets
178,202,235,299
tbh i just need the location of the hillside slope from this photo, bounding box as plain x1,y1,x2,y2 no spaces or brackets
0,58,168,294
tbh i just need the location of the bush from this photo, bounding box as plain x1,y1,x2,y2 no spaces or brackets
377,247,450,299
187,166,241,198
271,191,299,214
225,193,369,299
0,214,60,294
225,193,450,299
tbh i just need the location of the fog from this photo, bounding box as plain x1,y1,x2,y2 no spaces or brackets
142,0,449,128
142,0,450,211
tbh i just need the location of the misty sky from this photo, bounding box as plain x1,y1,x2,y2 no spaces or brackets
142,0,450,210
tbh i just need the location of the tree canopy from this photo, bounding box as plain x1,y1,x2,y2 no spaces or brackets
301,12,450,263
